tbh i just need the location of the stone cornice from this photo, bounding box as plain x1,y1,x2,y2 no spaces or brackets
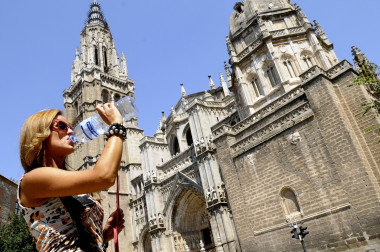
186,97,235,115
139,136,167,149
157,146,196,179
100,72,133,86
213,86,305,141
232,102,313,158
299,60,353,83
213,60,354,146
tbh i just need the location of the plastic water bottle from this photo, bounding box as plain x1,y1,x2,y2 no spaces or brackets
70,96,138,143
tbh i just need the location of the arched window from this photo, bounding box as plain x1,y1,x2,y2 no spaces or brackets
114,93,121,102
265,64,280,88
103,47,108,67
171,136,180,155
300,52,315,70
283,58,297,78
281,188,301,216
252,76,264,97
303,56,313,68
74,101,79,116
102,90,109,103
94,46,99,66
185,127,193,147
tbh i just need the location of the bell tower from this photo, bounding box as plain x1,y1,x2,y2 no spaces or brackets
227,0,338,119
64,0,134,127
63,1,142,251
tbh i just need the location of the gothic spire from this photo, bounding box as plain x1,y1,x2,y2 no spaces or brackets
181,83,187,96
352,46,377,79
86,0,108,28
219,72,230,97
224,61,232,87
121,52,128,77
208,75,216,89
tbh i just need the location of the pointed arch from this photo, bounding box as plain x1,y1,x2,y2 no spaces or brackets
247,70,265,98
169,135,180,156
102,46,108,67
94,45,99,65
300,50,316,70
281,54,298,79
163,178,212,252
183,124,193,147
263,61,281,88
137,227,152,252
101,89,109,103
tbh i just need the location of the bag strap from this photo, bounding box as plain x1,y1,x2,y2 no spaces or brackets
113,174,120,252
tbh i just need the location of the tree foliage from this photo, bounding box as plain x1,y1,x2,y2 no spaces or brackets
0,213,37,252
349,62,380,114
349,61,380,137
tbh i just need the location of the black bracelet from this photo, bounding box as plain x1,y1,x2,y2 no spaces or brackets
105,123,127,141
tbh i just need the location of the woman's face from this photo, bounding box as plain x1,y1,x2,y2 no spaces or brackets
45,115,75,157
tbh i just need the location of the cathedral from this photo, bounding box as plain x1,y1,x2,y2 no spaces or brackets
63,0,380,251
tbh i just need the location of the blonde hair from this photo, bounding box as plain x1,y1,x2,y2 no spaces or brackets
19,109,62,172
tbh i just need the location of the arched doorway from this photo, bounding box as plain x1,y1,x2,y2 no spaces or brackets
171,189,214,252
142,231,152,252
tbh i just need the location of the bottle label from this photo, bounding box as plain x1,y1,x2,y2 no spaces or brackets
86,121,100,138
80,120,100,141
80,124,93,141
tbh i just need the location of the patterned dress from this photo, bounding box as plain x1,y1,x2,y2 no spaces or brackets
18,177,105,252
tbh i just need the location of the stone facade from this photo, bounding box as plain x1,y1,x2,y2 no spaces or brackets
0,174,18,226
64,1,380,251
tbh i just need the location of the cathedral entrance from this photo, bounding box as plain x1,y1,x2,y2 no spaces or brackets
142,231,152,252
171,189,214,252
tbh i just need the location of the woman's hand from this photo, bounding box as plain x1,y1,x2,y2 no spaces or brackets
103,208,125,243
96,100,123,125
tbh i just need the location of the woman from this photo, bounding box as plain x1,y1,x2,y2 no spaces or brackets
18,101,125,251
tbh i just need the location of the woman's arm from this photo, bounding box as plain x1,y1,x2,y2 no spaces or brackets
21,101,124,206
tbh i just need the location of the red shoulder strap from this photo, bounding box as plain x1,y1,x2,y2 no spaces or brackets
113,174,120,252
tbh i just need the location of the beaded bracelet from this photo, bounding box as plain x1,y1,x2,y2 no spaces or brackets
105,122,127,141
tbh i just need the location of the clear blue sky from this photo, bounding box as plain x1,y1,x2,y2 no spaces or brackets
0,0,379,182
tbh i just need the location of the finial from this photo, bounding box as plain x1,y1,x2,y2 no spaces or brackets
208,75,216,89
226,36,235,56
161,111,166,122
75,47,79,60
120,52,128,77
313,20,325,35
224,61,232,87
220,72,229,96
351,46,371,75
181,83,187,96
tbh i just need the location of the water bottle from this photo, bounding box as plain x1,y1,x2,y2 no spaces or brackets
70,96,138,143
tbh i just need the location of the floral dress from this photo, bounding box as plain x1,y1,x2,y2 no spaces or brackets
18,177,105,252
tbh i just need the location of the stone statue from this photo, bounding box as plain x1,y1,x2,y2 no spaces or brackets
218,185,226,202
158,213,164,224
211,187,217,200
206,189,212,202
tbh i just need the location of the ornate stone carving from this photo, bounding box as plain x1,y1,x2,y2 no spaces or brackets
289,132,302,145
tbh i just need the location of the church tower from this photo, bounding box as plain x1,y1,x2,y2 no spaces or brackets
63,1,143,251
227,0,338,119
